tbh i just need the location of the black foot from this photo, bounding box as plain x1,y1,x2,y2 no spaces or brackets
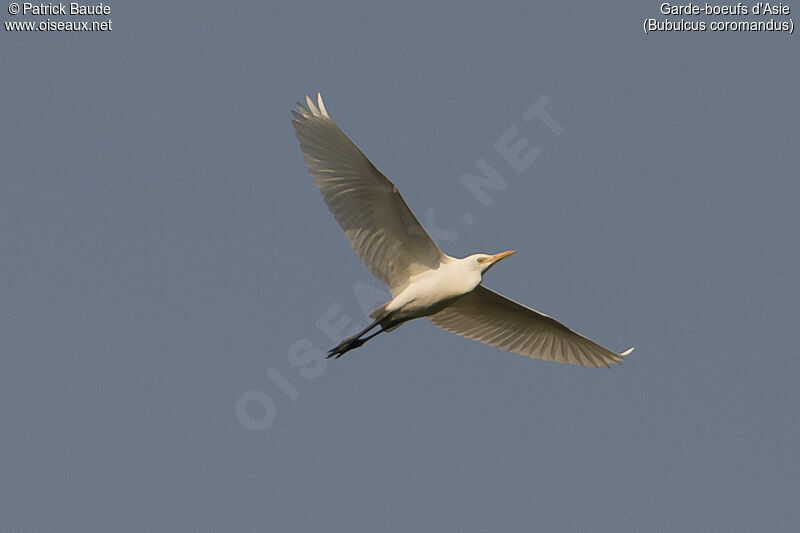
326,336,365,359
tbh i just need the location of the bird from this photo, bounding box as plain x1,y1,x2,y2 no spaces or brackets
292,93,634,368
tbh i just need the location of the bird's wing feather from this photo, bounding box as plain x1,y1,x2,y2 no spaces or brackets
292,94,445,294
428,285,634,368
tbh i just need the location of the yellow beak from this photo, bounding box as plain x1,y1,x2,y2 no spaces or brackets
488,249,515,264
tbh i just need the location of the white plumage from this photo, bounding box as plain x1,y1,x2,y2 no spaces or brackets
292,93,633,367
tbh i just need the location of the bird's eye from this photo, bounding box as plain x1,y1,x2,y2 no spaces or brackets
476,257,484,264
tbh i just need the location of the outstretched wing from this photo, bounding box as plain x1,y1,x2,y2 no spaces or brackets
428,285,634,368
292,93,445,294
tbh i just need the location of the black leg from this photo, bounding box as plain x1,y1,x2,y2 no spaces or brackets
327,321,386,359
349,319,380,340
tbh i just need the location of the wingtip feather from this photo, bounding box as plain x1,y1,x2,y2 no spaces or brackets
305,94,319,115
295,93,330,119
317,92,329,118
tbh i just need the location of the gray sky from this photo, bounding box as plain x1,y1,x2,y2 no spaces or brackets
2,1,799,531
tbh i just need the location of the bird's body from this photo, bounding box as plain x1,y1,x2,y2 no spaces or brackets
292,93,633,367
385,255,483,321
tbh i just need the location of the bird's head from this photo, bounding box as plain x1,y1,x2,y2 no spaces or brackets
469,250,516,275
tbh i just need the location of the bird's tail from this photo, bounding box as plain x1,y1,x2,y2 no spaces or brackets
369,303,405,331
369,303,390,321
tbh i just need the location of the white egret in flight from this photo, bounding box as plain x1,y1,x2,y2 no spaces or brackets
292,93,634,367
